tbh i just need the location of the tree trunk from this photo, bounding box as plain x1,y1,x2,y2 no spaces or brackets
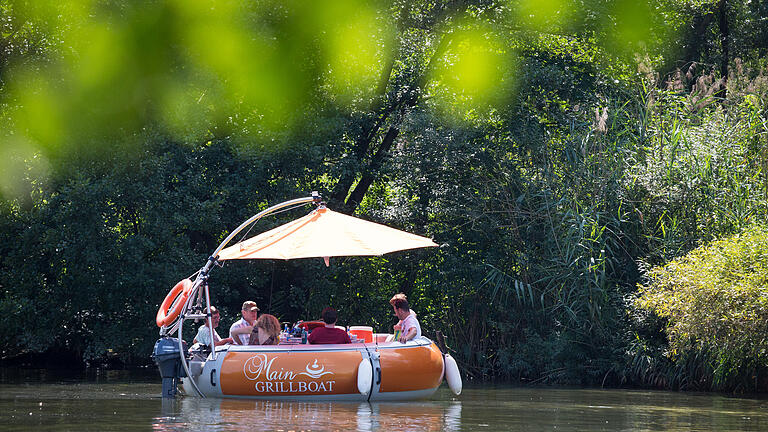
333,33,454,213
680,12,713,76
329,4,458,213
345,127,400,211
718,0,729,100
328,71,399,208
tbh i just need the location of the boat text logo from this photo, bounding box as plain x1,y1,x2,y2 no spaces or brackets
243,354,336,393
299,359,333,379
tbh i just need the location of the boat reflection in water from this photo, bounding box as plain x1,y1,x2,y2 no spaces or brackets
153,396,462,431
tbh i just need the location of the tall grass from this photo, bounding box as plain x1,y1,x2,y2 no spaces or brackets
434,59,768,389
625,60,768,392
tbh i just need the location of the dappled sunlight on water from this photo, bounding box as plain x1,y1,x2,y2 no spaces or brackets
1,368,768,431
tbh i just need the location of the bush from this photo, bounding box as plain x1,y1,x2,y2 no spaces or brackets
635,225,768,391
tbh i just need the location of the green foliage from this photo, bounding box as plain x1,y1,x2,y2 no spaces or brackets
636,226,768,391
0,136,304,361
1,0,767,394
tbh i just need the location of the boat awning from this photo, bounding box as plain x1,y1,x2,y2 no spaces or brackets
217,207,438,261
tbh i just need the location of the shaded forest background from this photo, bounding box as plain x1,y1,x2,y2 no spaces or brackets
1,0,767,392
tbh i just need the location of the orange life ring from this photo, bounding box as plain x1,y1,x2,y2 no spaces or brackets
156,279,193,327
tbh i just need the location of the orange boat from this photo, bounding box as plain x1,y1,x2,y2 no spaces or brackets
152,193,462,400
180,336,448,400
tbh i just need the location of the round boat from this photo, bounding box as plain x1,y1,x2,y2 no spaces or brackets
151,193,461,400
181,336,444,401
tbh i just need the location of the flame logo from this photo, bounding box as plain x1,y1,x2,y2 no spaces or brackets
298,359,334,379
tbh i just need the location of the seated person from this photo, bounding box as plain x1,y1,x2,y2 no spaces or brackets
193,306,234,347
308,307,351,345
389,293,416,331
392,298,421,343
230,313,280,345
230,300,259,345
248,314,281,345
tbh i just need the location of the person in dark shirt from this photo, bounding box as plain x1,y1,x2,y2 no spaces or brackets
308,307,351,345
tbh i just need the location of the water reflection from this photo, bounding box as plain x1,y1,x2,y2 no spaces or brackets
3,368,768,432
153,398,462,432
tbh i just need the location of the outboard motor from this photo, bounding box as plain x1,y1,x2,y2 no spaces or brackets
152,337,188,398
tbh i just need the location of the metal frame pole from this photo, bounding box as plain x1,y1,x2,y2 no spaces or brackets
162,192,320,398
204,282,215,360
177,283,204,397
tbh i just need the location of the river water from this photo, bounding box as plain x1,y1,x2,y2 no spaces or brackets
1,367,767,431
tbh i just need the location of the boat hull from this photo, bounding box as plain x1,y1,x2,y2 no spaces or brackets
182,337,444,401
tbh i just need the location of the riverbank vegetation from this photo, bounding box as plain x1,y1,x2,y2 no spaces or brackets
1,0,767,392
636,227,768,392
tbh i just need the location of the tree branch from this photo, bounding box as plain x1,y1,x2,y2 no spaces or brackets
331,6,460,212
345,126,400,210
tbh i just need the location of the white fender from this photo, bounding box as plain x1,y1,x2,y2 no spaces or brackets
444,354,462,395
357,358,373,396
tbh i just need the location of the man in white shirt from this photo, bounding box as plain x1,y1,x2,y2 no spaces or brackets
393,298,421,343
193,306,233,347
230,300,259,345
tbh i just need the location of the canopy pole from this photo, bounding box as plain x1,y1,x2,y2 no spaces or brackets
203,281,215,361
207,192,321,263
